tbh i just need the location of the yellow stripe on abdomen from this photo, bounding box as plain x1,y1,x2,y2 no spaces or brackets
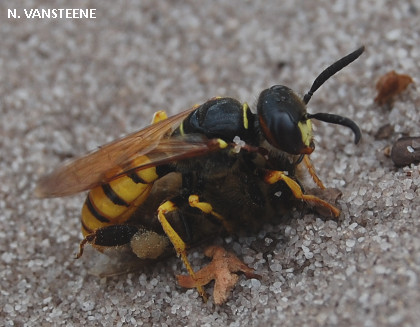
109,166,157,203
81,201,111,235
89,186,128,220
81,161,160,237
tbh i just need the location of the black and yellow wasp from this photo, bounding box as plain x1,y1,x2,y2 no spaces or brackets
36,46,364,300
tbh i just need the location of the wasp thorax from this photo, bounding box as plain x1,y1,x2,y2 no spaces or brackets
257,85,314,155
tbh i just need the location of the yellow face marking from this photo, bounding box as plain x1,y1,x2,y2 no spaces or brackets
298,119,313,147
242,103,249,129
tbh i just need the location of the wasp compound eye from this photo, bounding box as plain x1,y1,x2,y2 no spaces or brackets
257,86,314,155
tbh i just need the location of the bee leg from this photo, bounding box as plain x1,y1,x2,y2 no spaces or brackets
188,195,233,233
157,200,208,301
78,225,170,264
302,155,326,189
76,225,140,259
151,110,168,124
264,170,340,217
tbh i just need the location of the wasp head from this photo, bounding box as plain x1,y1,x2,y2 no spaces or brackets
257,85,314,155
257,46,365,155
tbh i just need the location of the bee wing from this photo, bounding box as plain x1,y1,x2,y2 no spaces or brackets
35,106,209,198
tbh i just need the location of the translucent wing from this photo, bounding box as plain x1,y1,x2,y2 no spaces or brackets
35,106,219,198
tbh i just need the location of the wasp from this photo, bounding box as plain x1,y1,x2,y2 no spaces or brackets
36,46,364,300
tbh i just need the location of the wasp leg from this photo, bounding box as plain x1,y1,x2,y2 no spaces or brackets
157,200,208,301
264,170,340,217
151,110,168,124
303,155,326,189
188,195,233,233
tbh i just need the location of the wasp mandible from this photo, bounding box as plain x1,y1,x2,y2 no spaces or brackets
37,46,364,301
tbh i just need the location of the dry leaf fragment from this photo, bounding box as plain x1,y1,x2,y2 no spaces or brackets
374,70,414,105
176,245,261,305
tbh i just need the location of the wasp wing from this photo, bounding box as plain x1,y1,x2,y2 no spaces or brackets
35,106,216,198
107,134,225,181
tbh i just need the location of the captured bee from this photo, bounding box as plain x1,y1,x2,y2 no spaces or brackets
36,46,364,301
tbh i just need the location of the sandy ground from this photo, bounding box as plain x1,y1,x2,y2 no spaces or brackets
1,1,419,326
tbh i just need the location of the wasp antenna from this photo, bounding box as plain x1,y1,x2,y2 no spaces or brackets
303,46,365,104
307,112,361,144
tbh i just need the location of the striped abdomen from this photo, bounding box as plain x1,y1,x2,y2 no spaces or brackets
81,156,159,237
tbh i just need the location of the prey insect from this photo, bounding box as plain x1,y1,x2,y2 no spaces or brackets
36,46,364,302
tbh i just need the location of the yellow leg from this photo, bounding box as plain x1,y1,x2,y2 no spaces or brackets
151,110,168,124
303,155,325,189
188,195,233,233
157,201,208,301
265,170,340,217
